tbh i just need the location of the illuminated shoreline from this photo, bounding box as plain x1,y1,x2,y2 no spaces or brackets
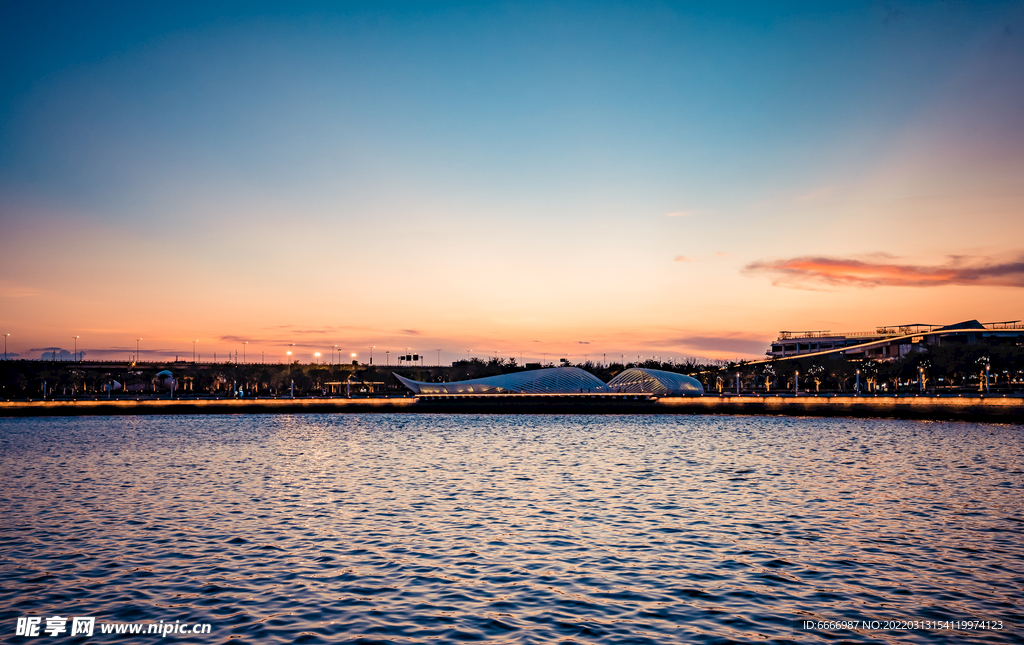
1,394,1021,422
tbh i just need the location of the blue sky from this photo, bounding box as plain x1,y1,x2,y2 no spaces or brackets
2,1,1022,362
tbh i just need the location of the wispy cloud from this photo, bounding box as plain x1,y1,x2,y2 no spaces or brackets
219,335,268,344
267,328,336,335
674,255,694,262
794,185,835,202
626,334,768,359
660,336,769,355
401,329,423,336
744,254,1024,289
0,281,44,298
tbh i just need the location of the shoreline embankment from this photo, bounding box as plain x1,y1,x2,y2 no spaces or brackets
0,394,1021,422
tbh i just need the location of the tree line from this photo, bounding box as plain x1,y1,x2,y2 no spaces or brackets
1,341,1021,398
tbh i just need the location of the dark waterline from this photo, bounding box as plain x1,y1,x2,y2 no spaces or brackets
1,414,1021,643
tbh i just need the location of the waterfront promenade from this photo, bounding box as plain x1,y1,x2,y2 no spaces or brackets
1,393,1021,422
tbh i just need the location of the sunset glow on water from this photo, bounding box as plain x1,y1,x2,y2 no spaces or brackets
1,414,1020,642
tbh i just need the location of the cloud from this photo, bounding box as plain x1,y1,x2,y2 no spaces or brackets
665,336,769,355
401,329,423,336
794,186,835,202
263,325,345,334
220,335,263,343
674,255,694,262
30,348,78,360
744,254,1024,289
578,341,590,344
0,281,44,298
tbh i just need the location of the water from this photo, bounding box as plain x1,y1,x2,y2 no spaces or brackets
0,414,1021,644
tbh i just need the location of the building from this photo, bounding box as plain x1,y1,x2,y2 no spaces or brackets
766,320,1024,362
394,366,704,396
606,368,704,395
393,367,608,394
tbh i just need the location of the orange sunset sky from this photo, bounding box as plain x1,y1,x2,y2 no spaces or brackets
2,2,1022,364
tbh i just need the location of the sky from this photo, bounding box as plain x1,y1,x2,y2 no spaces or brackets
1,1,1022,364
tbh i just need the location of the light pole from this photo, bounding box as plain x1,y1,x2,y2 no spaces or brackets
243,341,248,364
3,334,8,360
287,343,294,363
855,369,860,395
386,350,390,366
369,346,375,365
135,338,142,365
436,349,442,366
73,336,79,362
985,364,990,394
193,340,198,363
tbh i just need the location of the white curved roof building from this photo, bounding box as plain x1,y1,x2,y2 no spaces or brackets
606,368,704,395
394,367,608,394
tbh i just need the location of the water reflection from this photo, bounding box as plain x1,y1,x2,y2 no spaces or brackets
0,414,1021,643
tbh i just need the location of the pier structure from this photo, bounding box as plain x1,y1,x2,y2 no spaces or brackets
1,392,1021,422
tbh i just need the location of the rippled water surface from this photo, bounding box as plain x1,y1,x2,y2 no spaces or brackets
1,414,1021,643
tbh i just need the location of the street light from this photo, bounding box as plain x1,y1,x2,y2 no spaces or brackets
386,350,390,366
369,346,375,365
243,341,248,364
436,349,442,366
73,336,79,362
135,338,142,365
3,333,8,360
193,340,198,363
